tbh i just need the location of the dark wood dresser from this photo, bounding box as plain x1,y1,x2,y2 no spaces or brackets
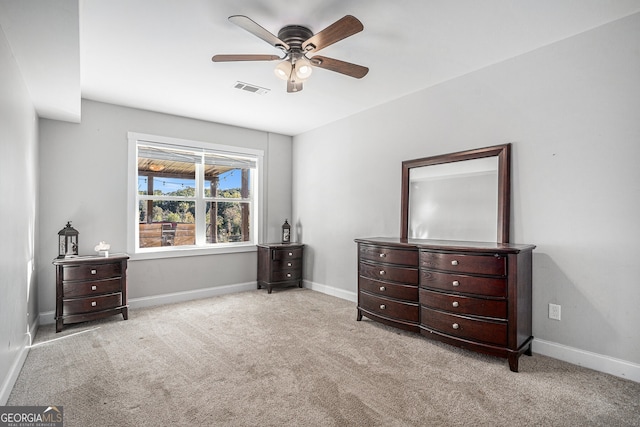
257,243,304,293
356,237,535,372
53,254,129,332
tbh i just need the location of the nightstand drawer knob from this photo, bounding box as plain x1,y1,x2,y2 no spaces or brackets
379,286,386,291
452,323,459,329
287,262,292,267
379,270,385,275
451,260,459,266
452,301,459,308
288,252,293,256
91,285,97,291
91,301,97,307
380,304,386,310
287,273,292,278
452,281,460,287
379,253,386,258
91,269,97,275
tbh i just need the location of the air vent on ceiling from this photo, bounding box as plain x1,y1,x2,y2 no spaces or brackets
233,81,270,95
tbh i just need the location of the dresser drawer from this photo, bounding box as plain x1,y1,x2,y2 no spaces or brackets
359,277,418,301
272,248,303,261
359,292,419,323
421,306,507,347
63,278,122,298
62,262,122,281
360,261,418,285
359,244,418,266
419,288,506,319
63,293,123,315
420,252,505,276
272,258,302,271
271,269,301,282
420,270,506,298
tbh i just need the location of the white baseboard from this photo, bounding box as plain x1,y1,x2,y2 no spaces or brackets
0,335,30,405
303,280,357,303
128,281,257,309
533,338,640,383
38,281,258,325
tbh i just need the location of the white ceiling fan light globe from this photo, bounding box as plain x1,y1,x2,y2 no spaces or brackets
294,57,313,80
274,60,292,81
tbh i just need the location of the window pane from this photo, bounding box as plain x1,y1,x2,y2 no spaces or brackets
206,201,250,243
139,200,195,247
205,168,251,198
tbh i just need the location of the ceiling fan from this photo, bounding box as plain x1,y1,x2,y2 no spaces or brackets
212,15,369,93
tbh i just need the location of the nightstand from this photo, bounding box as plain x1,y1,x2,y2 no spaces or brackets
257,243,304,293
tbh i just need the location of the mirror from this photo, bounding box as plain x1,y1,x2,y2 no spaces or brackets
400,144,511,243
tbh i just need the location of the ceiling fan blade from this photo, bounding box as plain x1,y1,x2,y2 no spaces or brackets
310,56,369,79
212,54,281,62
302,15,363,53
228,15,290,51
287,80,304,93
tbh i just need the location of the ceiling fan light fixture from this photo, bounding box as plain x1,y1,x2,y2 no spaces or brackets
294,57,313,80
274,60,292,81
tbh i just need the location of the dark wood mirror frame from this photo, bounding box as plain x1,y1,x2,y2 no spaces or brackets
400,143,511,243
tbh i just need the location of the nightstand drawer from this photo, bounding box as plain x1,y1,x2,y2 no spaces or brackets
420,270,506,298
63,278,122,298
271,269,301,282
63,293,123,315
359,291,419,323
419,288,506,319
359,244,418,266
359,261,418,285
272,248,303,260
420,252,505,276
62,262,122,281
421,306,507,347
272,258,302,271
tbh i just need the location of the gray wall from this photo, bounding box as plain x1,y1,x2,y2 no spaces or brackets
37,100,292,315
292,14,640,365
0,26,39,403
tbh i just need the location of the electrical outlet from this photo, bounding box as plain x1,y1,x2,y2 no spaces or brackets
549,303,561,320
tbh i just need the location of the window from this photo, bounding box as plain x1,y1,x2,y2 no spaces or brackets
128,133,263,258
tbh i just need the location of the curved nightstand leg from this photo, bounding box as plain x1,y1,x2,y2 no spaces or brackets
508,354,520,372
357,309,363,321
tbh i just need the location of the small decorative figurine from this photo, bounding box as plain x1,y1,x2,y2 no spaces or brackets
94,241,111,257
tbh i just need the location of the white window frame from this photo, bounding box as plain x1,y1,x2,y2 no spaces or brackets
127,132,264,260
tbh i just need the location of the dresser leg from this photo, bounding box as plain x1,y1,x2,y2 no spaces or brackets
357,309,362,321
525,344,532,356
268,285,272,294
508,354,520,372
56,319,63,333
122,307,129,320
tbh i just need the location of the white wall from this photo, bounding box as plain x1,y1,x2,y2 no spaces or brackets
38,100,292,316
293,13,640,372
0,26,39,404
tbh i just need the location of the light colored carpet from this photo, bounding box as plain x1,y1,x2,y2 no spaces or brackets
8,288,640,426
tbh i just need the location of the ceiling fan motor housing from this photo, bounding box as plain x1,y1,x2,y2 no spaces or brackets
277,25,314,53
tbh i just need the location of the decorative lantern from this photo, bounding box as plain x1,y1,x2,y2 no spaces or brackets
281,219,291,243
58,221,79,258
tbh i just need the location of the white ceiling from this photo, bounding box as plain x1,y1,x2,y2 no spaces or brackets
2,1,640,136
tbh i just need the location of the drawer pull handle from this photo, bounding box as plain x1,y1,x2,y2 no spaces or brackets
287,262,292,267
451,260,459,266
91,285,97,291
91,269,97,275
379,286,386,291
91,301,97,307
287,273,292,278
380,304,386,310
452,281,460,287
379,253,386,258
379,270,385,276
452,323,459,329
452,301,459,308
288,252,293,256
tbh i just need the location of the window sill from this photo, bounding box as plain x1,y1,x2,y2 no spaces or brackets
128,243,257,261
